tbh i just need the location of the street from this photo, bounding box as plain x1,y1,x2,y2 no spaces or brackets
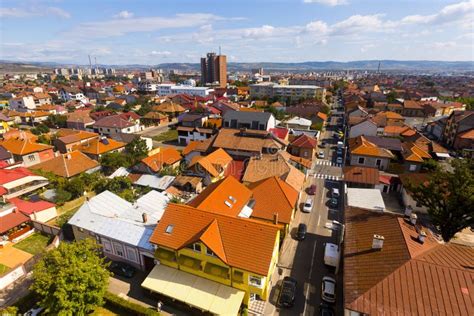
266,98,345,316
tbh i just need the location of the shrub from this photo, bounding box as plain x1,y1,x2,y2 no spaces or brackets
104,292,160,316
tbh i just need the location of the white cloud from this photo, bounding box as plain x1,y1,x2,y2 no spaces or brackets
242,25,275,38
430,41,457,49
0,6,70,18
66,13,222,38
401,0,473,25
305,21,329,33
151,50,171,56
114,11,134,19
330,14,384,35
303,0,348,6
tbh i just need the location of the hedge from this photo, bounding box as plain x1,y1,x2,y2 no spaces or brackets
104,292,160,316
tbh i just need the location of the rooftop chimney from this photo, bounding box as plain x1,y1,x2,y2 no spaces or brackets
372,234,384,250
142,213,148,223
404,206,413,217
410,213,418,225
418,231,427,244
273,213,279,225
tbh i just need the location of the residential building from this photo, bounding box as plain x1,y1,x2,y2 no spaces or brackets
66,111,95,130
282,117,312,130
201,52,227,88
8,96,36,111
76,137,126,160
0,167,49,200
348,136,395,171
401,142,432,172
288,133,317,158
343,207,473,315
442,110,474,149
110,133,153,151
9,197,57,223
398,173,430,213
0,138,54,167
0,145,14,165
69,190,169,270
59,87,88,103
145,202,280,310
29,151,100,178
223,111,276,131
343,166,380,189
249,82,325,102
157,84,215,97
134,147,182,174
54,129,100,153
186,148,232,184
348,118,378,138
0,203,30,242
92,113,144,135
402,100,425,117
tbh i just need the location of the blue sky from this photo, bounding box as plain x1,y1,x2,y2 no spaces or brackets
1,0,473,64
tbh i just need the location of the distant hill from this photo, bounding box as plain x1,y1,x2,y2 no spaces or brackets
1,59,473,74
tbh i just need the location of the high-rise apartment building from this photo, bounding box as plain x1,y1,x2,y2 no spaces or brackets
200,52,227,88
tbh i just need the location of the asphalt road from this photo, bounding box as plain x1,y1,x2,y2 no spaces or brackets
267,99,345,316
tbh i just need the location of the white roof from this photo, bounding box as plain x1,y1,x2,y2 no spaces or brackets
347,188,386,212
134,175,175,191
68,190,169,250
285,116,312,127
108,167,130,179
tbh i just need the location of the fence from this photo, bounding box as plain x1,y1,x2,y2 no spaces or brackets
31,220,60,237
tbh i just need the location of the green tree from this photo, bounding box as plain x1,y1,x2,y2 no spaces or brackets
125,138,148,164
406,158,474,242
64,177,85,199
421,159,440,172
31,124,50,135
31,239,110,315
94,176,133,196
54,188,72,205
100,152,132,175
46,114,68,128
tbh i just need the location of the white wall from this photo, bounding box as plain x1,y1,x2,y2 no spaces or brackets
30,206,58,223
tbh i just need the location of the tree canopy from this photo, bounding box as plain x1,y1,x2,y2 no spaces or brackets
406,158,474,242
125,138,148,164
31,239,110,315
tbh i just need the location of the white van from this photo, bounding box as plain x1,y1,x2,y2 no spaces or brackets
324,243,340,267
331,188,340,198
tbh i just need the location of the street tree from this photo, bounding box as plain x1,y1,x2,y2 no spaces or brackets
125,138,148,164
406,158,474,242
31,239,110,315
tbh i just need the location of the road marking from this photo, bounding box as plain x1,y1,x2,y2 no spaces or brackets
303,241,317,316
317,215,321,227
308,241,317,280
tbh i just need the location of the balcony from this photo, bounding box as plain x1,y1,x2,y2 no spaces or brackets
5,180,49,199
204,262,230,280
178,254,202,271
155,248,176,263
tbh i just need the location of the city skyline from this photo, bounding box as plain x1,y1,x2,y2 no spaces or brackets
1,0,473,64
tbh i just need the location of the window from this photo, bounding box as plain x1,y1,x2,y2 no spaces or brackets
206,248,216,257
126,246,138,263
376,159,382,167
358,157,365,164
165,225,174,234
186,243,201,252
102,240,112,253
249,275,262,288
113,242,124,257
409,164,417,171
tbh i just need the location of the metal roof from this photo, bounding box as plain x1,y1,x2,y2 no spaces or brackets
134,175,175,191
347,188,386,211
68,190,169,250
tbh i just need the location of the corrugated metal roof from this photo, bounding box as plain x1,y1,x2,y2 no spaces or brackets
68,190,169,250
134,175,175,191
347,188,385,211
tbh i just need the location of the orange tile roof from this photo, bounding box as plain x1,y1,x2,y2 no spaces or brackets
29,151,99,178
383,125,412,135
2,129,37,141
188,176,252,217
349,136,395,158
56,129,99,144
149,203,280,275
402,142,432,162
0,138,52,155
458,128,474,139
188,148,232,177
76,138,126,155
140,148,181,172
247,176,298,224
153,102,186,113
182,141,199,156
317,112,328,120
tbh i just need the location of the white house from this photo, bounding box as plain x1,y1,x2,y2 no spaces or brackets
59,87,88,103
349,119,378,138
282,116,312,130
8,96,36,112
68,190,170,270
156,84,214,97
223,111,276,131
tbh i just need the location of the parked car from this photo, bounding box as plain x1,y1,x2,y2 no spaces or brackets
303,197,313,213
24,307,44,316
318,151,325,159
336,157,343,164
277,276,297,307
329,198,338,208
296,223,307,240
336,148,343,155
321,276,336,303
319,303,335,316
306,184,317,195
109,261,136,278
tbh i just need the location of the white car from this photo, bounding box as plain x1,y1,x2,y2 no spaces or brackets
336,157,343,164
321,276,336,303
318,151,325,159
24,307,44,316
303,197,313,213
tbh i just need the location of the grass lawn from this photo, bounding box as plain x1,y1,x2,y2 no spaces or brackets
0,263,10,274
152,129,178,142
13,233,50,255
91,304,128,316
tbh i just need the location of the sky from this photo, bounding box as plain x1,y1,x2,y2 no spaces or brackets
1,0,473,65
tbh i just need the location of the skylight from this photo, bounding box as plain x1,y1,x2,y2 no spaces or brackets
165,224,174,234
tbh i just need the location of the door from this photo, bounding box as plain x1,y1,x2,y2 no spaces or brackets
143,255,156,272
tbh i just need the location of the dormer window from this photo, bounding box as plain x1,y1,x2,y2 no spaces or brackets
206,248,216,257
186,243,201,252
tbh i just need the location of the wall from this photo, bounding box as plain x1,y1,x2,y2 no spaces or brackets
349,122,377,138
400,188,428,214
30,207,58,223
350,155,389,171
0,265,26,290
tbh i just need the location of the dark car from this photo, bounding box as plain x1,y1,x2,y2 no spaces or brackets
109,261,136,278
277,276,297,307
329,198,338,208
319,303,335,316
306,184,317,195
296,223,307,241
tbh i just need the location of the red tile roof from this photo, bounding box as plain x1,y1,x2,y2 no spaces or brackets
290,134,317,149
149,203,280,275
9,198,55,215
0,210,29,234
0,167,36,185
223,160,246,181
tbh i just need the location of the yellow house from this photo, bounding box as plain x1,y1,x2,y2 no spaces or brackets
143,203,281,314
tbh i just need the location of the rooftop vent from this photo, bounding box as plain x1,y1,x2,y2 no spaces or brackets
228,195,236,203
142,213,148,223
165,224,174,234
410,213,417,225
372,234,384,250
418,231,427,244
100,138,109,145
224,200,232,208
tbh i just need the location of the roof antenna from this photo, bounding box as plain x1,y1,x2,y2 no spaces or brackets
219,46,221,55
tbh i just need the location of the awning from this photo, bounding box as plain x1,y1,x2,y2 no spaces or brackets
142,264,245,316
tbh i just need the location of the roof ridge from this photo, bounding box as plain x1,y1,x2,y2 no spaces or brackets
62,154,70,177
272,177,293,209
